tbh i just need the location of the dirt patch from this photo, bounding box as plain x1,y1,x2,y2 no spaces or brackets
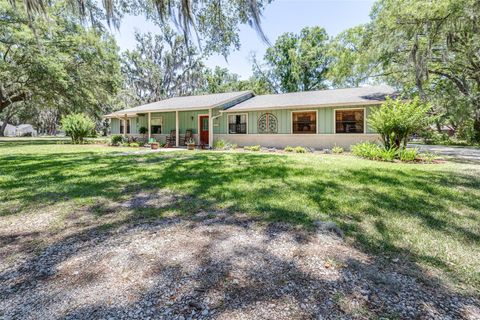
1,210,478,319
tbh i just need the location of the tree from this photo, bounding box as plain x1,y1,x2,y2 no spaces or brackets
258,26,331,93
121,29,205,104
369,97,431,149
11,0,271,57
61,113,95,144
0,0,122,135
367,0,480,142
327,25,377,88
203,67,272,95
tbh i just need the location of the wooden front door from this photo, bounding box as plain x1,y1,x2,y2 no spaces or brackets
199,115,209,145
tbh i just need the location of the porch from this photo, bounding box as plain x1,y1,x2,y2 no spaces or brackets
112,109,214,147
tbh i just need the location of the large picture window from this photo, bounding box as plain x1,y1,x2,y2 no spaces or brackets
292,111,316,134
228,114,247,134
335,109,364,133
150,117,162,134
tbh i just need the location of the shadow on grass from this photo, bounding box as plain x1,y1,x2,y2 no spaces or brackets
1,146,480,315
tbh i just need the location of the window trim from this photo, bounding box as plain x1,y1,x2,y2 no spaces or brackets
290,110,318,134
227,113,248,135
119,118,131,134
150,116,163,134
333,107,366,134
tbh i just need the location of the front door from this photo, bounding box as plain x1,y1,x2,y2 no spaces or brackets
199,115,209,145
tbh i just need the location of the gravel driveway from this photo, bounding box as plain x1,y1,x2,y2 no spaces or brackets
1,206,479,320
411,144,480,162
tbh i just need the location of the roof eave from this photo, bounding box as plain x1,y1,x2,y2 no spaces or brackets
223,100,386,113
105,91,254,117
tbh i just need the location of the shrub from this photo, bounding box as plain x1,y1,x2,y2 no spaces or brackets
284,146,294,152
397,148,419,162
351,142,381,159
214,139,227,149
61,113,95,144
379,147,397,161
369,97,431,149
213,139,237,150
139,126,148,135
129,142,140,148
244,145,261,151
332,145,344,154
294,146,307,153
110,135,124,146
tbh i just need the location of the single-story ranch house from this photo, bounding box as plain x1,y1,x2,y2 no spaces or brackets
105,85,396,149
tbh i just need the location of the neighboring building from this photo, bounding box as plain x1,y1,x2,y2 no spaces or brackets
105,85,396,149
15,124,37,137
0,122,17,136
0,122,37,137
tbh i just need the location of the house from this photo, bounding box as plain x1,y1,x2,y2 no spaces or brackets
15,124,37,137
0,122,37,137
0,122,17,136
105,85,396,149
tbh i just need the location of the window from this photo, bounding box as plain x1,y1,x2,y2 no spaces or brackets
258,113,278,134
228,114,247,134
150,117,162,134
119,119,130,134
292,111,316,134
335,109,364,133
201,117,209,131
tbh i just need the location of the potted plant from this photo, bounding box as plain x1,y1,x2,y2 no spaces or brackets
150,139,159,150
186,138,196,150
139,126,148,143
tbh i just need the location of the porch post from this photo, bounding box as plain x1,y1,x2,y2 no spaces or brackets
147,112,151,140
208,108,213,147
123,115,127,137
175,110,179,147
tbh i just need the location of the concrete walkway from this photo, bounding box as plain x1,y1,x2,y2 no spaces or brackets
410,144,480,162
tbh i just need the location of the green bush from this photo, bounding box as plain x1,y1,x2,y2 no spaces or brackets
369,97,431,149
244,145,261,151
139,126,148,135
397,148,419,162
284,146,294,152
380,147,397,161
332,145,344,154
110,135,124,146
351,142,383,159
352,142,424,162
129,142,140,148
213,139,227,150
213,139,238,150
61,113,96,144
294,146,307,153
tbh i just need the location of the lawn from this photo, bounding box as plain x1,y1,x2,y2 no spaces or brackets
1,138,479,295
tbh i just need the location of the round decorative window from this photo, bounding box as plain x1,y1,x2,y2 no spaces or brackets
258,113,278,134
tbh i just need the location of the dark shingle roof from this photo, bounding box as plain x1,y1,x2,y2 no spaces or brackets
225,85,396,112
106,91,253,117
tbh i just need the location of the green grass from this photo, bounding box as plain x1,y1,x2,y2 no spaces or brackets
1,138,479,294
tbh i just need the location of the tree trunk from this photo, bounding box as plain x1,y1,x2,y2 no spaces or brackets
0,120,8,137
473,116,480,144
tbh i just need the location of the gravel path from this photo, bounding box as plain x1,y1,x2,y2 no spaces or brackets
1,206,478,320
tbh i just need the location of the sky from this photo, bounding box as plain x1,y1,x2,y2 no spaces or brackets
113,0,376,79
